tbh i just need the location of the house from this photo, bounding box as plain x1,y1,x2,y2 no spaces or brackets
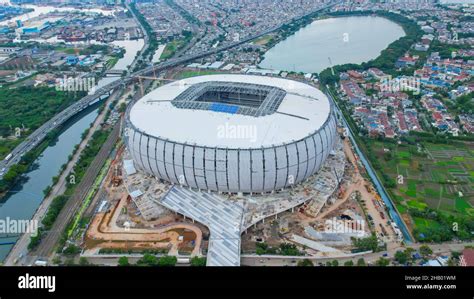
414,43,429,52
396,55,418,68
459,248,474,266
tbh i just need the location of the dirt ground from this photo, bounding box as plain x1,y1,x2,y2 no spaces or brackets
83,144,207,256
241,135,400,255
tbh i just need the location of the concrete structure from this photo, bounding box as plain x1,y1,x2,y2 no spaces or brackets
159,186,244,266
126,74,337,194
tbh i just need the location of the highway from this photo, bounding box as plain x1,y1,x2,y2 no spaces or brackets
240,241,474,266
0,0,339,180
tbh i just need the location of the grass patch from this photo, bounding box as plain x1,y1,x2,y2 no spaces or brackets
455,198,472,213
407,200,427,210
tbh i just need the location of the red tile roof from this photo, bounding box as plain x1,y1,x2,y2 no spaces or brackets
461,249,474,266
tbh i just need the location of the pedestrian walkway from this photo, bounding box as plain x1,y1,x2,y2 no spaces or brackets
160,187,244,266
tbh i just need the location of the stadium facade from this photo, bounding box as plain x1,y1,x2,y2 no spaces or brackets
125,74,337,194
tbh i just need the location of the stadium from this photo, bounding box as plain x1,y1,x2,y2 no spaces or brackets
125,74,337,194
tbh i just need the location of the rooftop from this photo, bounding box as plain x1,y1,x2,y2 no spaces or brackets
128,74,331,149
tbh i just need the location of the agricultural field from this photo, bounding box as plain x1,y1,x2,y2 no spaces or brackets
369,140,474,221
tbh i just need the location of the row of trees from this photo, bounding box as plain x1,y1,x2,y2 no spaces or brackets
117,255,206,267
255,242,303,256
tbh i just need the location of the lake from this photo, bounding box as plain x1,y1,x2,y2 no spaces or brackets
259,16,405,74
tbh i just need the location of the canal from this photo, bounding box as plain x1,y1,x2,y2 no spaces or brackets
327,89,413,243
0,4,143,259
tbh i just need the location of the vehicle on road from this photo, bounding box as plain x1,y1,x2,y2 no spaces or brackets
34,259,48,266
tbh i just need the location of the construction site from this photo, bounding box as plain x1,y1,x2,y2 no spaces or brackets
73,121,400,266
81,145,207,257
59,69,405,266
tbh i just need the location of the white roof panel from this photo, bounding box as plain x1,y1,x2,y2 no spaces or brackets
129,74,331,149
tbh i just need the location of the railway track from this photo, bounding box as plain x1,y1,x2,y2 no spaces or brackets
33,122,121,258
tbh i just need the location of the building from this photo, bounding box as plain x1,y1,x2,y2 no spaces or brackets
125,74,337,194
459,248,474,266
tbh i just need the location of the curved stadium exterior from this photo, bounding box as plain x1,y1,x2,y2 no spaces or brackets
125,74,337,194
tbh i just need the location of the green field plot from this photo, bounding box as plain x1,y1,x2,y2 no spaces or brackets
455,198,472,213
407,200,428,210
413,217,441,230
367,139,474,221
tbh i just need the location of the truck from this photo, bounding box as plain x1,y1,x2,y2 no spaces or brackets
34,259,48,266
4,153,13,161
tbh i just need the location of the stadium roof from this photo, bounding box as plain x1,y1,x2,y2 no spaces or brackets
128,74,331,149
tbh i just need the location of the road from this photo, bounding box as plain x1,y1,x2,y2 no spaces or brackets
241,241,474,266
0,0,339,180
3,89,122,266
32,122,121,259
325,87,413,243
1,0,339,263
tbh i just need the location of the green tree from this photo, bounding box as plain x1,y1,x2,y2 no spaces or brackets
352,235,379,252
375,257,390,266
344,260,354,266
78,257,89,266
190,256,206,266
419,245,432,259
63,245,81,256
256,242,268,255
52,256,62,265
394,250,409,264
137,253,158,266
158,255,177,267
297,259,314,267
118,256,130,266
331,260,339,267
356,258,366,266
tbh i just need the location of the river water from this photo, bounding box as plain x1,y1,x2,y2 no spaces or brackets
259,16,405,73
0,5,142,261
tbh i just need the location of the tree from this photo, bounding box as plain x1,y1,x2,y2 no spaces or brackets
63,245,81,256
419,245,432,258
375,257,390,266
278,243,302,256
331,260,339,267
352,235,379,252
256,242,268,255
344,260,354,266
137,253,158,266
394,250,409,264
190,256,206,267
52,256,62,265
297,259,314,267
78,257,89,266
357,258,366,266
118,256,130,266
64,258,76,266
158,256,177,267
